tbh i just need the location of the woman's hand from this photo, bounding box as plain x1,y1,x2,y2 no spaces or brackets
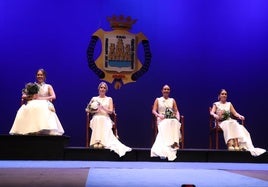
99,105,112,114
98,105,104,111
213,114,220,120
158,114,165,120
238,115,245,120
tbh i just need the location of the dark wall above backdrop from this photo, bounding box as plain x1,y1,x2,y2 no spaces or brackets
0,0,268,150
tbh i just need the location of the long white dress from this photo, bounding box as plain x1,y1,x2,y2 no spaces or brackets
89,96,132,157
10,82,64,135
151,97,181,161
214,101,266,156
36,82,51,98
10,100,64,135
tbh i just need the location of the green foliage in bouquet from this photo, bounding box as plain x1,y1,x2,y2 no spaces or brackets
220,110,231,121
22,82,39,96
165,107,176,119
22,82,40,101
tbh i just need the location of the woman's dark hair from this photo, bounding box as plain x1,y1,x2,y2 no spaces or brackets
218,89,227,100
218,88,226,95
36,68,47,78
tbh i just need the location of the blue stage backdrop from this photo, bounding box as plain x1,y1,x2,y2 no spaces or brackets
0,0,267,149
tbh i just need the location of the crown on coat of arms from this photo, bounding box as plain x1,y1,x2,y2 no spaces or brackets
107,15,137,30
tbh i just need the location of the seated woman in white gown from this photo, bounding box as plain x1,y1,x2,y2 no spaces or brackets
23,68,56,102
151,84,182,161
210,89,266,156
10,73,64,135
85,82,131,157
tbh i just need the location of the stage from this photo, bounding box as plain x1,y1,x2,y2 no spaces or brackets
0,135,267,163
0,161,268,187
0,135,268,187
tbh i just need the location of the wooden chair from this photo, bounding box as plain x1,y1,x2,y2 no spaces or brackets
152,113,185,149
21,97,30,105
86,105,118,147
209,107,245,149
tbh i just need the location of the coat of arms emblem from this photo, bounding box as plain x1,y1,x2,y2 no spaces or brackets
87,15,152,89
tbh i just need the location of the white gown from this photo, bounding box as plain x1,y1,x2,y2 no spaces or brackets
10,100,64,135
214,101,266,156
89,96,132,157
36,82,51,98
151,97,181,161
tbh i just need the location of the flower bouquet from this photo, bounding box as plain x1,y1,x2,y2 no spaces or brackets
22,82,39,96
165,107,176,119
218,110,230,121
86,100,100,113
22,82,40,101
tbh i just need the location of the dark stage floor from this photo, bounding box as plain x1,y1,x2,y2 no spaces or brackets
0,135,267,163
0,135,267,187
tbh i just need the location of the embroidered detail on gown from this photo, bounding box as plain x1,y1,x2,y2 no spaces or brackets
215,101,266,156
89,96,131,157
10,100,64,135
151,97,181,161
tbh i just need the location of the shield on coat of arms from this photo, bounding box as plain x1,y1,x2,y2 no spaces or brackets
104,33,136,72
87,15,152,89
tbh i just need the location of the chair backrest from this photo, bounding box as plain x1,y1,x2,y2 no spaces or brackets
85,104,118,147
151,110,185,149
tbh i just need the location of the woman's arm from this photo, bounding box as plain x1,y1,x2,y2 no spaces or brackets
230,103,245,120
152,98,160,117
173,99,180,121
210,104,220,120
152,98,164,119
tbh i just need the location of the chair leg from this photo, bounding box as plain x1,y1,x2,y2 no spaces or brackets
215,130,219,149
86,127,89,148
209,133,212,149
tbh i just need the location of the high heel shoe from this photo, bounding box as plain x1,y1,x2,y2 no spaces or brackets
234,146,240,151
239,146,247,151
97,143,104,149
